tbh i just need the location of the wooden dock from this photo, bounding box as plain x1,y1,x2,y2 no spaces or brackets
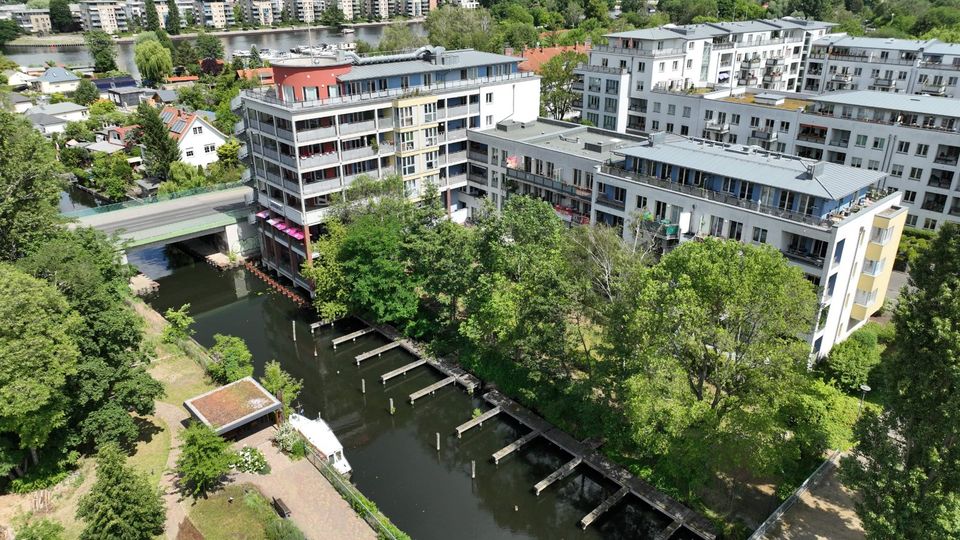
534,457,582,496
310,319,335,333
455,407,502,438
380,359,428,384
332,327,375,348
354,341,401,365
580,486,630,529
654,518,685,540
409,376,456,404
492,430,541,464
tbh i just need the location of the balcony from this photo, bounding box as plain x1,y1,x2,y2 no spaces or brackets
595,194,626,211
443,129,467,141
261,146,279,161
751,128,778,141
763,73,783,83
766,58,784,67
445,105,468,118
340,120,376,135
921,83,947,95
832,73,853,83
279,153,297,167
446,173,467,186
298,152,339,169
797,133,826,144
744,57,762,67
467,170,488,185
705,121,730,133
934,152,959,166
341,146,376,162
297,125,337,142
505,167,585,199
275,126,294,141
302,177,342,196
233,120,245,135
874,78,895,88
445,150,467,163
929,174,954,189
239,143,249,160
828,138,849,148
469,103,480,114
782,248,825,268
468,150,488,163
572,81,584,91
591,44,686,58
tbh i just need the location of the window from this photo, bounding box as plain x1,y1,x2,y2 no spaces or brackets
401,76,410,89
897,140,910,154
870,227,893,245
658,61,665,72
903,190,917,203
750,116,760,128
425,150,438,169
890,164,904,176
193,126,202,134
833,239,845,264
780,121,790,132
704,110,714,120
636,195,647,210
398,106,414,127
401,155,415,175
680,125,689,135
653,102,661,113
731,114,740,125
872,137,885,150
728,220,743,241
667,104,676,116
672,60,679,70
399,131,415,151
752,227,767,243
601,58,608,67
850,157,862,168
868,160,880,170
185,148,194,157
910,167,923,180
651,120,660,130
923,218,938,230
485,92,493,103
486,114,494,126
916,143,929,157
682,106,691,118
605,79,619,94
605,97,617,113
906,214,918,227
603,115,617,130
424,127,438,146
423,73,432,86
855,134,867,147
204,144,216,153
424,102,436,122
587,95,600,110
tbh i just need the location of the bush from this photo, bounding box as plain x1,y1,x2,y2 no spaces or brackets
822,327,882,392
232,446,268,473
265,519,306,540
8,451,79,493
15,518,65,540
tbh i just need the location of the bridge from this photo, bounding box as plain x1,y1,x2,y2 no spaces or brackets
68,185,257,251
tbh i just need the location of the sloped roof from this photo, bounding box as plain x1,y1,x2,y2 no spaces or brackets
236,67,274,84
516,44,591,73
39,67,80,83
27,112,67,126
159,105,225,142
7,92,31,104
25,101,87,116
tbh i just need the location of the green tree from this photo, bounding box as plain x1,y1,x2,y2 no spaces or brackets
564,0,584,26
90,150,135,199
176,40,199,71
64,120,95,142
208,334,254,383
842,223,960,538
165,0,181,34
425,6,501,52
162,303,194,342
77,444,164,539
159,160,210,193
135,101,180,180
216,138,241,167
822,327,881,392
378,21,427,51
72,78,100,106
84,30,118,73
0,111,63,262
584,0,609,21
320,5,346,27
49,0,76,32
539,50,587,119
176,422,234,496
0,20,20,46
144,0,161,31
135,39,173,84
0,264,79,476
301,219,350,323
196,30,224,59
15,519,65,540
260,361,302,420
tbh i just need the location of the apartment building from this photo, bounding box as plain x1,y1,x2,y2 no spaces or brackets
242,0,275,25
236,47,540,293
337,0,390,21
573,17,835,131
632,87,960,230
464,119,905,355
125,0,193,28
400,0,435,17
0,5,53,34
79,0,127,33
802,35,960,98
292,0,325,23
194,0,232,27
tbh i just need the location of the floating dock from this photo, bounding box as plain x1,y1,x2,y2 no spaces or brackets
354,341,401,365
455,407,502,438
580,486,630,529
534,456,582,496
332,327,376,348
492,430,541,464
380,359,428,384
409,376,457,403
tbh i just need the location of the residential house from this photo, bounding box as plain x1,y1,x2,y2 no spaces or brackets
108,86,146,108
34,67,81,94
159,106,227,168
3,70,37,90
4,92,33,113
25,101,89,122
27,113,68,135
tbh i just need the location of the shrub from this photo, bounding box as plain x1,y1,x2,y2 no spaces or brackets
265,519,306,540
232,446,268,473
15,518,65,540
823,327,882,392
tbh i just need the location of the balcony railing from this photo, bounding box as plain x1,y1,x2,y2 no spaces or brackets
797,133,826,143
934,154,959,165
751,128,778,141
591,44,685,57
782,248,825,268
443,129,468,141
302,177,342,196
445,150,467,163
297,125,336,142
341,146,376,162
505,167,587,199
234,120,245,135
705,121,730,133
874,78,895,87
921,83,947,95
595,195,626,211
447,173,467,186
299,152,339,169
832,73,853,83
275,127,294,141
928,176,954,189
445,105,469,118
828,139,849,148
340,120,376,135
467,171,488,185
468,150,488,163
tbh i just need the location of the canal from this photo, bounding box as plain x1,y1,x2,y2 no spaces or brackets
133,247,681,540
3,24,425,76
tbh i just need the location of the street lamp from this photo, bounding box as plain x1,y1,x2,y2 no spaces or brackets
857,384,872,418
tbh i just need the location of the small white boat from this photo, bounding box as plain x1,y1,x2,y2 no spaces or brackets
289,413,352,476
341,27,355,35
232,49,252,58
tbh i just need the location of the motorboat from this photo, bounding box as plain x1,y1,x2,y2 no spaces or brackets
341,27,355,34
288,413,352,476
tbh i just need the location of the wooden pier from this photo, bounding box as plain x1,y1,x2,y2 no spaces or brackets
380,359,428,384
455,407,502,438
492,430,541,464
580,486,630,529
310,318,338,333
354,341,401,365
332,327,375,348
409,376,456,404
654,519,685,540
534,457,582,496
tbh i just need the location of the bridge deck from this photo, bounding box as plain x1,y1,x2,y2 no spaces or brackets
409,376,456,404
380,359,428,384
354,341,401,365
332,328,375,348
455,407,502,438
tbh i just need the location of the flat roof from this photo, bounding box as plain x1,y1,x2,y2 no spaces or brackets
183,377,281,435
812,35,936,52
719,92,811,111
473,118,647,162
618,135,884,199
338,49,520,82
607,17,834,41
814,90,960,117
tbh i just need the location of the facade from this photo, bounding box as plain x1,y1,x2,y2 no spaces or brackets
631,87,960,230
446,0,478,8
79,0,127,33
194,0,232,27
0,5,53,34
802,36,960,98
4,92,33,113
292,0,325,22
159,106,228,167
25,101,90,122
236,46,539,293
27,113,68,135
464,119,906,355
400,0,434,17
573,17,835,131
125,0,193,29
243,0,275,26
33,67,81,94
3,70,37,89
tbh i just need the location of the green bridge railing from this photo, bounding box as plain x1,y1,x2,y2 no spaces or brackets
64,181,249,218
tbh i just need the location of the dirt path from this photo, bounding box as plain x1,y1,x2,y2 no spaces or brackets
764,457,865,540
154,401,192,540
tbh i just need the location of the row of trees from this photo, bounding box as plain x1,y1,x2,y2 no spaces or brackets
302,178,851,508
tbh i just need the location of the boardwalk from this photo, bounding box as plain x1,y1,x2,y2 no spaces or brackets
380,359,428,383
354,341,401,365
534,457,583,496
581,486,630,529
332,327,376,348
409,376,457,403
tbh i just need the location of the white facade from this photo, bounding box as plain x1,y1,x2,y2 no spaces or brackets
0,5,53,33
177,116,228,168
194,0,232,27
125,0,193,28
243,0,275,25
79,0,127,33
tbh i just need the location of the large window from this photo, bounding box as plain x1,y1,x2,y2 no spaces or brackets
401,155,416,176
398,106,414,127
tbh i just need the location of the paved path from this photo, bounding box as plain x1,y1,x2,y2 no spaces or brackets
231,428,377,540
154,401,192,540
763,457,865,540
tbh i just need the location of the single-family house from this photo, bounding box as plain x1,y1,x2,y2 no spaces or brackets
93,75,138,94
27,112,68,135
33,66,80,94
25,102,89,123
141,89,178,106
159,106,227,168
235,67,274,85
105,124,137,147
3,69,37,90
108,86,146,108
4,92,33,113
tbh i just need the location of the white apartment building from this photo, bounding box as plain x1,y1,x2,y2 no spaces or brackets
292,0,324,23
79,0,128,33
445,0,478,8
236,47,539,294
400,0,434,17
573,17,835,131
242,0,275,25
464,119,906,356
802,35,960,98
0,5,53,34
125,0,192,28
337,0,390,21
631,87,960,230
194,0,232,27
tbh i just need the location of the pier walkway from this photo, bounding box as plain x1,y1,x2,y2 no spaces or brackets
354,341,401,365
332,327,376,348
380,359,428,384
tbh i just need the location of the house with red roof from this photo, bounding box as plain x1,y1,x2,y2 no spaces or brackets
235,67,274,85
106,124,138,148
158,106,228,168
512,44,591,73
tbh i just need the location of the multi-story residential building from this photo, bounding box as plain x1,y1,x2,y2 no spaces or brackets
400,0,434,17
79,0,127,33
194,0,232,27
629,87,960,230
445,0,478,8
337,0,389,20
236,47,539,293
125,0,193,28
464,118,906,356
573,17,835,131
242,0,275,25
292,0,324,22
802,35,960,98
0,5,53,34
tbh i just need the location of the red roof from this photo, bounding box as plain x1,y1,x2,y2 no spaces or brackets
515,44,591,73
235,67,274,85
166,75,199,83
159,106,198,142
109,124,138,140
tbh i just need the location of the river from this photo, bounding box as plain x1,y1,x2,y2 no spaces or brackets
129,244,682,540
2,24,425,76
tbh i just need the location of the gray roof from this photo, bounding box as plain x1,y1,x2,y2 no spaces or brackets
25,101,87,116
608,17,834,41
921,41,960,55
196,110,217,122
148,89,178,102
618,135,884,199
27,112,67,126
337,50,521,82
109,86,146,95
475,118,646,162
39,67,80,83
7,92,31,104
812,35,935,52
86,140,125,154
814,90,960,118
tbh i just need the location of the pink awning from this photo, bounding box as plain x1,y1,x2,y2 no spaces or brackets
275,222,289,231
255,210,270,218
266,218,279,225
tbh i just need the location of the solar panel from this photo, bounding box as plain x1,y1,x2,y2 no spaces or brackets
171,120,187,133
160,111,175,122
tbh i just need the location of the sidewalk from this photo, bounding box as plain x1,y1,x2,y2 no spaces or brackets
763,458,865,540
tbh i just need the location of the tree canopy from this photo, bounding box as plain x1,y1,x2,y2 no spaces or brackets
135,39,174,85
135,101,180,180
84,31,118,73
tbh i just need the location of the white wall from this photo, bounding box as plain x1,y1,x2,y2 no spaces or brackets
179,118,226,168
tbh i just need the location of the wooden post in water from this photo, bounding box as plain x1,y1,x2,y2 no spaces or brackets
436,432,440,452
292,320,296,342
389,398,395,415
361,379,366,394
471,460,476,479
313,347,317,357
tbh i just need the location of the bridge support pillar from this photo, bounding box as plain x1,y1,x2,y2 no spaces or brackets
223,223,243,255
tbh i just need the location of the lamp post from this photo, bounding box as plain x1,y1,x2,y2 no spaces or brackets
857,384,872,419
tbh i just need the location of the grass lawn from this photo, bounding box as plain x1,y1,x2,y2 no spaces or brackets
189,484,280,540
149,338,217,406
127,414,171,487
